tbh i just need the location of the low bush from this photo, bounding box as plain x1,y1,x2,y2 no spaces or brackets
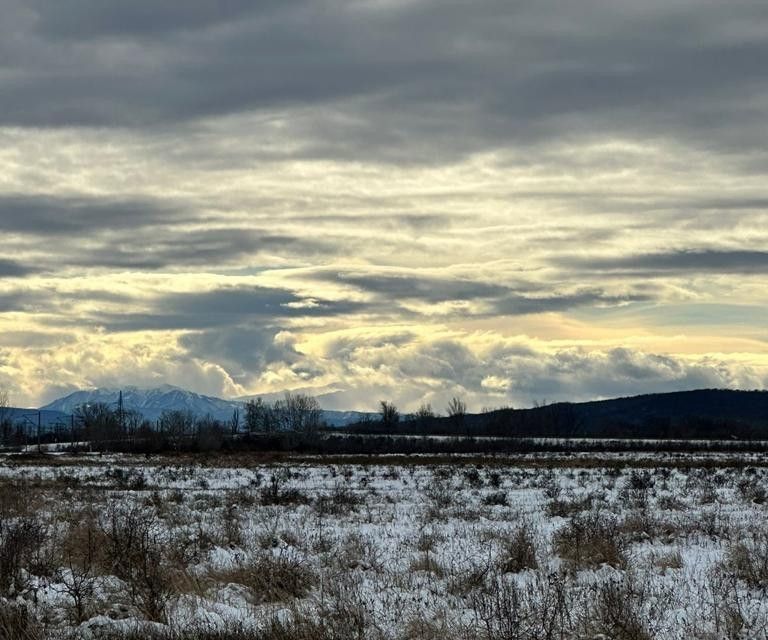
99,502,175,622
409,552,444,577
547,495,592,518
724,534,768,590
580,576,654,640
209,552,317,604
315,484,361,516
554,512,626,570
498,526,538,573
0,601,43,640
0,516,46,596
481,491,508,507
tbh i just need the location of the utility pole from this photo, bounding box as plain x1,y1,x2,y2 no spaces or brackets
118,390,124,433
37,411,41,454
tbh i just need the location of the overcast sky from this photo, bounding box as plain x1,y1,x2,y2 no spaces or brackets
1,0,768,410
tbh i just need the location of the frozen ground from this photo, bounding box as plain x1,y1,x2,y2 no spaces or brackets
0,451,767,639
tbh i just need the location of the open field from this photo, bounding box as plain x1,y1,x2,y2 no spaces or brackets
1,451,768,639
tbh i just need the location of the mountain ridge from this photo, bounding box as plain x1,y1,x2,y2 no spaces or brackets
14,386,768,436
39,386,372,427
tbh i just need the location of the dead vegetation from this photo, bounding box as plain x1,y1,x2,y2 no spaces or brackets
554,512,627,570
208,553,317,604
0,455,765,638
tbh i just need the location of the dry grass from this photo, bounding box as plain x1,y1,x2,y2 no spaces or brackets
208,553,317,604
554,512,627,570
0,601,43,640
498,526,538,573
653,549,684,573
546,495,593,518
724,534,768,590
2,456,768,639
314,484,361,516
581,576,654,640
409,552,445,577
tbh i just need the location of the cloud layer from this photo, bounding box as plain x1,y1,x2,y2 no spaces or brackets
0,1,767,408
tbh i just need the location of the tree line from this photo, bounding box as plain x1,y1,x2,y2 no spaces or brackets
0,391,325,452
3,387,768,454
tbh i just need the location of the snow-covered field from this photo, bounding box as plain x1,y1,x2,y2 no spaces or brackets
1,452,768,639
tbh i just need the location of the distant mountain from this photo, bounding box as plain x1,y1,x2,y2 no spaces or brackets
22,387,768,438
41,385,239,423
1,407,70,429
40,385,372,427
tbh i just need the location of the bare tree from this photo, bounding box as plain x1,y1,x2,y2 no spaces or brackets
75,402,121,446
122,409,143,437
195,415,225,450
414,402,435,430
158,409,195,448
380,400,399,428
0,390,12,446
229,408,240,435
447,396,467,432
273,392,321,432
416,403,435,419
244,398,277,433
447,397,467,419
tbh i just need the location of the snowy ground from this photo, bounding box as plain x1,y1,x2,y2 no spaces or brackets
1,451,768,639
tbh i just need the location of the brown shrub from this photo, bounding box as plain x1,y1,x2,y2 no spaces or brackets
547,495,592,518
409,552,444,577
724,534,768,590
209,552,317,604
99,502,175,622
0,516,46,596
446,566,488,598
581,576,653,640
481,491,508,506
56,508,104,623
315,484,361,516
653,549,684,573
554,513,627,570
0,601,42,640
498,526,538,574
469,571,573,640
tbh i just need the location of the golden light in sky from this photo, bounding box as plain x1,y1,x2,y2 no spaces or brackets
1,1,767,409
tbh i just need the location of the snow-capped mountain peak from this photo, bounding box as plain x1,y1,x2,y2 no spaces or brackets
40,386,372,426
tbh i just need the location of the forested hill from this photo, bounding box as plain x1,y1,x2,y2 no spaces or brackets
352,389,768,439
472,389,768,439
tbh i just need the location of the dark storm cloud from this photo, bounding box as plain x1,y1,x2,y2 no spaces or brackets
0,291,29,312
561,250,768,275
66,228,328,271
398,340,485,390
0,259,37,278
2,0,767,159
315,336,753,409
320,272,511,302
317,270,652,314
180,326,300,380
26,0,284,39
0,195,333,271
84,275,647,333
490,291,652,316
500,347,743,403
97,285,370,331
0,194,182,235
